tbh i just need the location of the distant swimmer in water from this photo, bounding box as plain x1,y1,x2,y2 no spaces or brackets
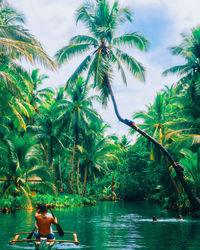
177,215,182,219
152,216,158,221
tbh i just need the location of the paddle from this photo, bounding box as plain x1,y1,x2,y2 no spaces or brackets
27,226,36,239
49,207,64,237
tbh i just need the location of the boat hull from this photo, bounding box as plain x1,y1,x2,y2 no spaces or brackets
35,238,55,250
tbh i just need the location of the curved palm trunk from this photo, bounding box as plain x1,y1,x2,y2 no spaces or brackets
108,82,200,211
164,155,181,195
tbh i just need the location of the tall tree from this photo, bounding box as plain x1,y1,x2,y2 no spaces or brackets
55,0,200,209
78,125,117,196
57,77,101,194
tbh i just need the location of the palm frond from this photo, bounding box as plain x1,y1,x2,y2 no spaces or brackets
163,65,190,76
113,32,149,51
69,35,99,46
55,43,92,66
116,48,145,81
66,54,93,87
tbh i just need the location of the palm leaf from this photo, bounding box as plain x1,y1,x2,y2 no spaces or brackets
116,48,145,81
66,54,93,87
113,32,149,51
69,35,98,46
55,43,92,66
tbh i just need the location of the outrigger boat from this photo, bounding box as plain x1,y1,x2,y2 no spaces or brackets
9,231,79,249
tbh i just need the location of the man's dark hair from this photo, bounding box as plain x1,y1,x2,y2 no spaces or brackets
38,204,47,213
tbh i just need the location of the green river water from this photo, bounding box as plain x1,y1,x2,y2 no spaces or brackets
1,201,200,249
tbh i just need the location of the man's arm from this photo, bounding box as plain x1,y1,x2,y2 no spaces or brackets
52,217,58,225
46,204,58,225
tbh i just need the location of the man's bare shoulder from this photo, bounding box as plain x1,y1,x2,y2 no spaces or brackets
46,212,53,217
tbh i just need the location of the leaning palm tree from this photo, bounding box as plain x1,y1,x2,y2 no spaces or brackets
55,0,200,209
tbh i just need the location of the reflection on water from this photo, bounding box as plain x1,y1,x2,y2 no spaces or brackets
1,202,200,249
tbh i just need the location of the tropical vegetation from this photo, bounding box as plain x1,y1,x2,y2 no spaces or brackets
0,0,200,214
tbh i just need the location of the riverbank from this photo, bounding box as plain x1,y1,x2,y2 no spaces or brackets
0,193,97,213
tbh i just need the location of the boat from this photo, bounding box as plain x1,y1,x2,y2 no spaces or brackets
35,237,55,250
9,231,79,249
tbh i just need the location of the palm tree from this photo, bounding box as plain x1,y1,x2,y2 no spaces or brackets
0,134,56,209
163,26,200,84
179,149,200,195
57,77,101,194
164,82,200,154
0,0,55,68
0,1,55,132
55,0,200,209
28,101,66,170
131,92,185,195
0,54,36,131
28,69,49,108
78,126,117,196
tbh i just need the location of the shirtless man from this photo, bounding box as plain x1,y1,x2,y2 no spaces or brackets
34,204,58,240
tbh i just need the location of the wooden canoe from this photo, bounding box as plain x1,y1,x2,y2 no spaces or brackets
9,231,79,248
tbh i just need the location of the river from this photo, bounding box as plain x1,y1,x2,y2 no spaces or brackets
1,201,200,249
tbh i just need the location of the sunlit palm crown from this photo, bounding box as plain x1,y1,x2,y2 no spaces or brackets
0,0,54,68
55,0,149,105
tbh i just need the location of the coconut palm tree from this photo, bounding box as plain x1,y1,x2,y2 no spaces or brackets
0,0,55,68
55,0,200,209
131,92,187,195
0,1,55,132
163,26,200,84
0,54,36,131
28,101,67,170
57,77,101,194
0,134,56,209
179,149,200,195
78,127,117,196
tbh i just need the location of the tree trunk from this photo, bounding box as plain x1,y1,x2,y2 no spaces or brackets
71,144,76,195
40,143,48,166
164,155,181,195
58,155,63,191
68,157,72,191
49,136,53,169
81,166,87,197
77,158,80,195
108,82,200,211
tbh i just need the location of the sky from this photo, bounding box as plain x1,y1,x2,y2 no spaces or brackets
11,0,200,139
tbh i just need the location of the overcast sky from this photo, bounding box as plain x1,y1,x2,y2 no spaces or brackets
11,0,200,138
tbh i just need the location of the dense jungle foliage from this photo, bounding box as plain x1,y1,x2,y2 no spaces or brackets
0,0,200,213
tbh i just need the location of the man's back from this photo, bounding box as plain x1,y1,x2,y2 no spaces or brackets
35,212,56,236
